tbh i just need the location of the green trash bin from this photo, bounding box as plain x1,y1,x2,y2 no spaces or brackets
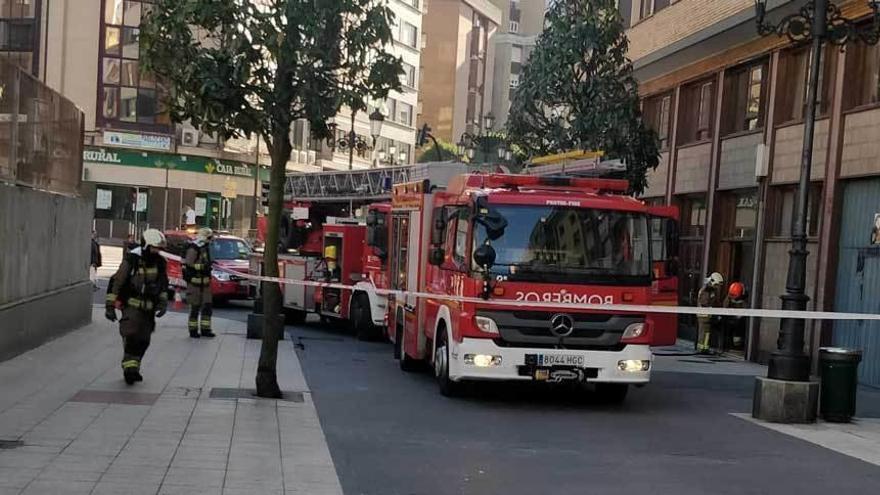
818,347,862,423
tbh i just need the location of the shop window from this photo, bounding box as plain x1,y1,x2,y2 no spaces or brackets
719,190,758,240
678,80,714,145
767,183,822,238
100,0,169,128
775,46,836,124
722,61,768,135
643,92,672,150
678,195,707,238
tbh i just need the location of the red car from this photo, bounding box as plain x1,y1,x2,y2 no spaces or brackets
164,230,253,303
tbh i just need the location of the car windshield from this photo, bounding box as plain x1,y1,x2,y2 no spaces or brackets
210,238,251,260
473,204,651,285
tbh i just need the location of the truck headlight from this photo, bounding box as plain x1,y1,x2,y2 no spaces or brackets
464,354,502,367
618,360,650,372
475,316,499,334
212,269,231,281
622,322,645,339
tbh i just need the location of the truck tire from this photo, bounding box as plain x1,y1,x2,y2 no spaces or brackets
595,383,629,404
395,320,419,372
351,293,377,341
283,308,307,325
435,328,462,397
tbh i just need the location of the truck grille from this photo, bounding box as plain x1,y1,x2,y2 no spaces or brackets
477,310,643,349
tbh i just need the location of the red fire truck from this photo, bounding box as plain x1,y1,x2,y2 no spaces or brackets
386,173,679,401
251,203,393,340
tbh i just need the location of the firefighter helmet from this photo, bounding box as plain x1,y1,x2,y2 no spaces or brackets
707,272,724,287
728,282,745,299
197,227,214,243
142,229,166,248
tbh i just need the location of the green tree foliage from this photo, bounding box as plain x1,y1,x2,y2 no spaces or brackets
507,0,659,193
141,0,402,397
416,139,458,162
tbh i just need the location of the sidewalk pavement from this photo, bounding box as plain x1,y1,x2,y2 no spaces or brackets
0,308,343,495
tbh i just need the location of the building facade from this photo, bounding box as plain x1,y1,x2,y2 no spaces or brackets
418,0,502,143
623,0,880,386
489,0,544,129
26,0,421,240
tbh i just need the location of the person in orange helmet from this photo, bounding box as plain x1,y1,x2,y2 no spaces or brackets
724,281,748,351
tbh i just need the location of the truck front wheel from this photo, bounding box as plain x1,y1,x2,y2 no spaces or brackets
434,329,462,397
595,383,629,404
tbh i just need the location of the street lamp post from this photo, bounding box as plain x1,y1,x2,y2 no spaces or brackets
457,112,499,163
753,0,880,382
369,109,384,168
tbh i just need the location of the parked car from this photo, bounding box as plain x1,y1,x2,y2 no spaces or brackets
164,230,253,303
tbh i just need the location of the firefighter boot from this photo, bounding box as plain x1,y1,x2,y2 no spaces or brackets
200,304,215,338
122,359,141,385
188,307,200,338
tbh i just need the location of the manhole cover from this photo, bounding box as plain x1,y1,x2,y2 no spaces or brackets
0,439,23,449
69,390,160,405
208,388,304,402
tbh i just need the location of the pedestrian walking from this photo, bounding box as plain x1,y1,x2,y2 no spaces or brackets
105,229,169,385
185,227,215,338
90,231,102,290
697,272,724,354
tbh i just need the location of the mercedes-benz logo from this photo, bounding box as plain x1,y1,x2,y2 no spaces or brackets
549,313,575,337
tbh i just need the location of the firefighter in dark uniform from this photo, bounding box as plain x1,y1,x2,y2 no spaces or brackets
105,229,169,385
185,227,215,338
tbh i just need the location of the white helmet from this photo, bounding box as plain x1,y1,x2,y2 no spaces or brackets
197,227,214,243
707,272,724,287
142,229,166,248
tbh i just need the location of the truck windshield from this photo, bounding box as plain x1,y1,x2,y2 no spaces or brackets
210,239,251,260
474,205,651,285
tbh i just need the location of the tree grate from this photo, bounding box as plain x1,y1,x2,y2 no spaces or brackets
208,388,304,402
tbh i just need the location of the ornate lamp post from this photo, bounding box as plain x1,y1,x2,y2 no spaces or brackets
369,109,385,168
753,0,880,382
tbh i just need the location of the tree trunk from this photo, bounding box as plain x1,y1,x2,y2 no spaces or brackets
255,132,292,399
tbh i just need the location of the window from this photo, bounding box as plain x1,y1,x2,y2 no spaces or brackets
0,18,34,51
844,41,880,109
776,46,836,123
678,80,714,144
678,195,707,238
768,183,822,238
100,0,167,127
399,21,418,48
722,61,768,135
511,45,523,64
406,0,419,9
453,208,469,265
402,62,416,88
643,93,671,149
509,20,519,33
397,101,413,126
510,74,520,88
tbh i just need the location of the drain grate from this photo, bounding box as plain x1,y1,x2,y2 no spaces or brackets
69,390,160,405
208,387,304,402
0,439,24,449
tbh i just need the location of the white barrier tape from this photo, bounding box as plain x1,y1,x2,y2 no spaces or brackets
202,260,880,322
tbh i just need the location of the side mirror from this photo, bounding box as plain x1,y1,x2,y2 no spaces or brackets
429,247,445,266
431,209,447,246
473,243,496,269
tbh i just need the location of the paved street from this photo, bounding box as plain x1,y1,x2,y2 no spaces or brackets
7,277,880,494
290,320,880,495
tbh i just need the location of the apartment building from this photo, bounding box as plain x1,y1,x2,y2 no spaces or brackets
622,0,880,386
489,0,544,129
22,0,420,239
419,0,502,143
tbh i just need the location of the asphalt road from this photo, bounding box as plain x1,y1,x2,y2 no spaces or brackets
288,320,880,495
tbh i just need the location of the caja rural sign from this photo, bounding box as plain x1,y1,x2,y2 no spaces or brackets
83,146,265,179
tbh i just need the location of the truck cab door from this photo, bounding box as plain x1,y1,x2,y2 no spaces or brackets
648,206,680,346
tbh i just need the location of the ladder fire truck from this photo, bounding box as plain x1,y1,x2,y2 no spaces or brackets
386,163,679,401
